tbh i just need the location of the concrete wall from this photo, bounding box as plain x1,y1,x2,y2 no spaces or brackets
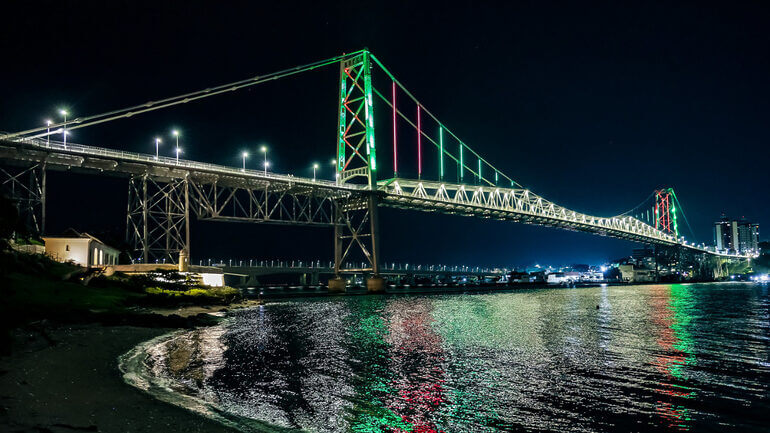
44,238,90,266
44,238,119,267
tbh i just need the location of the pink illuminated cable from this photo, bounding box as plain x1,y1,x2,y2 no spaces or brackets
392,81,398,176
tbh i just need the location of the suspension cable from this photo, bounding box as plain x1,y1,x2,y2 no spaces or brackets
669,189,699,242
370,54,517,188
615,190,657,218
2,50,365,140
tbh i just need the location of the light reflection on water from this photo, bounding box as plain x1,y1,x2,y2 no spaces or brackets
137,283,770,432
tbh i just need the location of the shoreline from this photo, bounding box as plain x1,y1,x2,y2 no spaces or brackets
0,323,240,433
1,282,760,432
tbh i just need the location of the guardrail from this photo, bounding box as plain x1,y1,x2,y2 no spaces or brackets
10,137,359,191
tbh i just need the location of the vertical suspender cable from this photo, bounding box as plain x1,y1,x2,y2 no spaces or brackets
392,81,398,177
417,105,422,178
439,126,444,180
459,143,464,181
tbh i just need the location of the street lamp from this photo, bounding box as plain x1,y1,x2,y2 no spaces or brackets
59,110,68,147
312,163,319,181
242,152,248,171
45,120,52,146
263,160,270,174
260,145,267,175
176,147,182,164
154,137,162,160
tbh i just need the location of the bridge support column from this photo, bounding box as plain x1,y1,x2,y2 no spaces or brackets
0,162,46,237
126,174,190,264
328,277,346,293
366,275,385,293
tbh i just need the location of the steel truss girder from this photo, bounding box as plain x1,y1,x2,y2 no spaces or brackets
380,178,679,246
126,174,189,264
0,162,45,235
189,179,338,226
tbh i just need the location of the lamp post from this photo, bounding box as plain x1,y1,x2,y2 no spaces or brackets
154,137,162,160
312,163,319,181
45,120,52,146
176,147,182,164
242,152,248,171
59,110,68,148
260,145,267,175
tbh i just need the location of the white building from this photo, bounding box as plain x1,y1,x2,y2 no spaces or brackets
43,231,120,267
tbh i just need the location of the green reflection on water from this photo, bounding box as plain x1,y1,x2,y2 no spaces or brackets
668,284,697,380
344,299,414,432
654,284,698,430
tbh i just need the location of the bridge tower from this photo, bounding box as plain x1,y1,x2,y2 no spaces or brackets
654,188,679,238
0,162,46,238
330,50,383,292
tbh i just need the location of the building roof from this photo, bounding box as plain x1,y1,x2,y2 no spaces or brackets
42,228,113,247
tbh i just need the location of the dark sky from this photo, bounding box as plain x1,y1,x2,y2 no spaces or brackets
1,1,768,267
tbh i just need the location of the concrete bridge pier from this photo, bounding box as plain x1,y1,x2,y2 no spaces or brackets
328,276,346,293
366,275,385,293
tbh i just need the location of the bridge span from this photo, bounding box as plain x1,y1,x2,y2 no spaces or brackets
0,50,753,292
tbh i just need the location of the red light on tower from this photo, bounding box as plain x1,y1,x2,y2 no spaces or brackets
655,189,674,235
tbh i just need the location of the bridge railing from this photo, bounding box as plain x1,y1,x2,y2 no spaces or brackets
11,137,355,190
194,258,507,274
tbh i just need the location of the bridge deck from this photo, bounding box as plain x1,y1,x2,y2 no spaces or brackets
0,137,751,259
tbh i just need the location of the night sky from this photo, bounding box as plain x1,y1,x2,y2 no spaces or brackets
1,1,768,267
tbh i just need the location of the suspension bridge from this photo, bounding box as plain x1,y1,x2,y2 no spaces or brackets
0,49,751,292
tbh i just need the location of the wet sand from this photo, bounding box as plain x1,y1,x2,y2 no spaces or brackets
0,324,237,432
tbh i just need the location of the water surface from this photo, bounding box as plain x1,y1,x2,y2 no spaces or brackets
128,283,770,432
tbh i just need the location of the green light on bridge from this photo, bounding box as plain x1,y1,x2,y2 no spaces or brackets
363,52,376,171
439,126,444,179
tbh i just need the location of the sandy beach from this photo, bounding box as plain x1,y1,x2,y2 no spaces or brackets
0,324,237,432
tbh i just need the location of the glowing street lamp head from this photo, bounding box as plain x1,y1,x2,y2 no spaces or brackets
176,147,182,154
313,163,319,169
242,152,249,158
155,137,162,143
59,109,68,116
260,145,267,153
45,119,52,126
172,130,179,137
330,159,336,165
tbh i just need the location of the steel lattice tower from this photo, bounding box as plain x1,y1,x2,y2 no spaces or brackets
333,50,381,279
654,188,679,238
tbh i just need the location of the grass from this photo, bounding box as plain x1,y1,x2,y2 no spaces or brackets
4,273,142,314
0,251,241,328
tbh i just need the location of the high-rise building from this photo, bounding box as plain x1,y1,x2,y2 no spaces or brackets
737,219,760,254
714,215,736,252
714,215,760,254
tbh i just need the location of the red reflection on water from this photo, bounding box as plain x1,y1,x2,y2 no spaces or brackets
385,300,447,433
649,285,693,430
